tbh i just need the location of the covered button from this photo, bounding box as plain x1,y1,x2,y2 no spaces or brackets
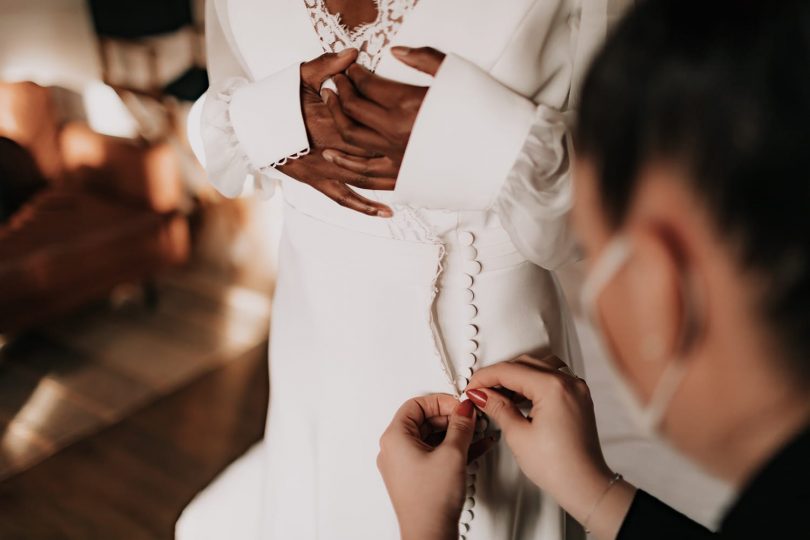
455,374,470,390
464,261,482,275
460,245,478,260
463,288,475,303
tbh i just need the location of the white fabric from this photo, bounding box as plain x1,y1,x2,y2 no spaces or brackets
181,0,606,539
198,0,309,199
569,0,608,107
201,77,286,198
175,444,265,540
303,0,420,70
228,63,310,168
394,53,537,211
495,105,576,271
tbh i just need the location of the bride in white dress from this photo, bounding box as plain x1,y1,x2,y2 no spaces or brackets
178,0,608,538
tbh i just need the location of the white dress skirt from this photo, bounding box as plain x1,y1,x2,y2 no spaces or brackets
177,0,609,538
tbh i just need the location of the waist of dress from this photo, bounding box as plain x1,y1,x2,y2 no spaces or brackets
281,179,527,272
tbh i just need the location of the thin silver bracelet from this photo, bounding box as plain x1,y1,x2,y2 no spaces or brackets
583,473,623,534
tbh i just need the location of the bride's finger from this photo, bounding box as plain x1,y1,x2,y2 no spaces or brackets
318,181,392,217
322,150,399,178
342,176,397,191
321,88,388,153
333,73,393,135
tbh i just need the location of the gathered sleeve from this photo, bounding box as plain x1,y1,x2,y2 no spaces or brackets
192,0,310,198
494,105,577,270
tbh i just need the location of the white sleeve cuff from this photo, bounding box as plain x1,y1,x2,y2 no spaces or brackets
228,62,310,170
200,78,290,199
393,54,537,210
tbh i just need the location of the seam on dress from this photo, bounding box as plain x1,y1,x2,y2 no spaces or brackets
397,206,457,396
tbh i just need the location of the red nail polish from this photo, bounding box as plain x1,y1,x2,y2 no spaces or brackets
455,399,475,418
466,389,488,408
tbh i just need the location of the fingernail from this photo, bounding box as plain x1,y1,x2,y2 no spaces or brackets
391,46,411,57
322,150,335,163
320,89,330,103
466,389,488,409
455,399,476,418
377,207,393,218
338,48,356,57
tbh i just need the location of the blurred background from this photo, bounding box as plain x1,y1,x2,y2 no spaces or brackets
0,1,735,539
0,0,281,537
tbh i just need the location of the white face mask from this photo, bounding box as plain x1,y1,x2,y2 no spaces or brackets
580,236,691,438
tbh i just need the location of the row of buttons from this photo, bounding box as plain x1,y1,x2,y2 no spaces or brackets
456,230,482,540
454,230,482,394
459,461,479,538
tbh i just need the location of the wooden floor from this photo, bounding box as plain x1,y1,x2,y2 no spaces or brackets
0,263,272,539
0,340,268,539
0,265,271,480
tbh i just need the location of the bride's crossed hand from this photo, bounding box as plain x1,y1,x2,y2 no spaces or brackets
278,49,396,217
320,47,446,181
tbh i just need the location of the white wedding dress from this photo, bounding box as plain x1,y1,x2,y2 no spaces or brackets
177,1,608,538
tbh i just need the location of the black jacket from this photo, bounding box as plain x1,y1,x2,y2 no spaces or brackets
618,425,810,539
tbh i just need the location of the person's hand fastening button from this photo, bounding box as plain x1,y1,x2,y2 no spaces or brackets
377,393,497,540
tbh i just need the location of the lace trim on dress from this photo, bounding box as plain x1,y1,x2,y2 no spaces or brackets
303,0,419,70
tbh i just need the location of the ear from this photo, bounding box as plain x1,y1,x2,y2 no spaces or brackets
600,170,699,401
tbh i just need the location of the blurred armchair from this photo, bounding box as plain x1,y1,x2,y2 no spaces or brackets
0,81,190,334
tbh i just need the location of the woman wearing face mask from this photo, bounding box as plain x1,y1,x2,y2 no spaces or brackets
376,1,810,538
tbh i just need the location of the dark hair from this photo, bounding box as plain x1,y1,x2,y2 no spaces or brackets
576,0,810,382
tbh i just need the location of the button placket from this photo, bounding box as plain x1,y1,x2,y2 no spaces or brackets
456,230,483,539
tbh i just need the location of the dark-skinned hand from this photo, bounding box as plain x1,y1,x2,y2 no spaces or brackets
320,46,446,181
278,48,395,217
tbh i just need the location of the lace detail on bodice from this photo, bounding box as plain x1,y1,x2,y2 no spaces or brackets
304,0,419,70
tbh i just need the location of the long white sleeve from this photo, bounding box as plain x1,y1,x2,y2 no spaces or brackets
392,0,606,270
392,54,538,210
496,0,609,271
196,0,310,198
494,105,577,270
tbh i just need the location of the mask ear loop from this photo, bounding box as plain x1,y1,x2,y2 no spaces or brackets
640,260,707,430
580,237,633,323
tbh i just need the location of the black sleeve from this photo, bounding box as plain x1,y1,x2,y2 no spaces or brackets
617,491,717,540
